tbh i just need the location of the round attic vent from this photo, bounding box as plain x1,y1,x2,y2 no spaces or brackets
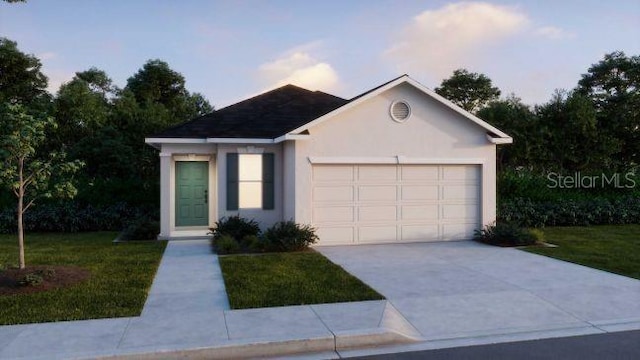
390,100,411,122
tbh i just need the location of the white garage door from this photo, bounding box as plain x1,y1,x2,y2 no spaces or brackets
311,164,481,245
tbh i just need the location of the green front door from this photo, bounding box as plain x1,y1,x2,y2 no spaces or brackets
176,161,209,227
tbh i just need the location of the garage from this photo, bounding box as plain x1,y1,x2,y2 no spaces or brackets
311,164,481,245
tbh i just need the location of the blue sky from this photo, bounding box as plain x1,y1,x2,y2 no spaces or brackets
1,0,639,108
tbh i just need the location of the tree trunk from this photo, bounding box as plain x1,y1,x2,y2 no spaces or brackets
18,157,25,270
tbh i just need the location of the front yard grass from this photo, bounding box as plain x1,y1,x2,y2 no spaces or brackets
525,225,640,280
0,232,166,325
219,251,384,309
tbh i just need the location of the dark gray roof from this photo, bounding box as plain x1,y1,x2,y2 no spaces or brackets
151,84,349,139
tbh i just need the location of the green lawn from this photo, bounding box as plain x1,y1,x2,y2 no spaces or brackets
219,251,384,309
525,225,640,280
0,232,166,325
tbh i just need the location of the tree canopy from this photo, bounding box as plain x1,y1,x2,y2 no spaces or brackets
0,37,48,106
435,69,501,113
578,51,640,169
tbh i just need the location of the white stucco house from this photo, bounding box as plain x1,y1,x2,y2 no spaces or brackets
145,75,512,245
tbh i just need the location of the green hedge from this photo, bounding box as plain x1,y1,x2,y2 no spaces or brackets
0,202,157,233
498,170,639,202
498,196,640,227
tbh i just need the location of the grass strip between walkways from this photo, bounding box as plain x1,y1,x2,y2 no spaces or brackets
0,232,166,325
219,251,384,309
525,225,640,280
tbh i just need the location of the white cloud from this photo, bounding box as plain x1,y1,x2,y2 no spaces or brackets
535,26,575,40
385,2,529,80
258,49,340,92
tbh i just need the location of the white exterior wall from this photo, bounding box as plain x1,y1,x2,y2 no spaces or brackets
216,143,284,230
293,83,498,228
282,141,297,221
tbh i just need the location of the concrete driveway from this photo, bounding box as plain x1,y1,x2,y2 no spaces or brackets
318,241,640,343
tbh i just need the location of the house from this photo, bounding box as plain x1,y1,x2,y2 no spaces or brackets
145,75,512,245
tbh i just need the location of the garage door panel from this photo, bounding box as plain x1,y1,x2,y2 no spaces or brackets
312,164,481,245
313,206,354,223
402,185,438,200
442,185,479,200
313,166,354,181
442,166,479,181
359,226,397,243
313,186,353,202
402,224,439,241
359,205,397,221
359,186,397,201
358,165,397,180
401,205,438,220
317,227,354,245
442,204,479,219
402,166,439,180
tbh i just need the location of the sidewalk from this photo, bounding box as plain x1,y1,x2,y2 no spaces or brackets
0,240,419,360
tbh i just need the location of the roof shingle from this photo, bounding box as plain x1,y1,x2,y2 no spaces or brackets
151,84,348,139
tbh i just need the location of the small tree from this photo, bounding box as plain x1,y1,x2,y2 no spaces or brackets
0,104,83,269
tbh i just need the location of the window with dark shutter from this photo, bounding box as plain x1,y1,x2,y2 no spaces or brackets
227,152,275,210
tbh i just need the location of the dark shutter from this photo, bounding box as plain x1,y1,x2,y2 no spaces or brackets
226,153,239,210
262,153,275,210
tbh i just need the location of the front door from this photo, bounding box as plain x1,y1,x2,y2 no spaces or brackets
176,161,209,227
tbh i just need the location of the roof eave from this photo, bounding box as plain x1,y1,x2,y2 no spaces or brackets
486,134,513,144
206,138,274,144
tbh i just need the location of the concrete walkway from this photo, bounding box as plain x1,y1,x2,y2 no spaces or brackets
0,240,418,360
2,240,640,359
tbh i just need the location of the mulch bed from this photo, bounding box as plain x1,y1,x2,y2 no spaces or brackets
0,265,91,296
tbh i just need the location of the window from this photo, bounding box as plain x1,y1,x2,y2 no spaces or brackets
238,154,262,208
227,153,274,210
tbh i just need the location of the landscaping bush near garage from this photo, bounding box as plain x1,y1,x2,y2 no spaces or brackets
0,232,166,325
473,222,541,247
0,202,158,233
219,251,384,309
210,216,318,254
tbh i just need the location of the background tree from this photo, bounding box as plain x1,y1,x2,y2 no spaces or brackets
577,51,639,169
0,38,50,111
0,104,83,269
435,69,501,113
52,69,113,149
477,95,540,171
125,59,212,123
535,90,616,171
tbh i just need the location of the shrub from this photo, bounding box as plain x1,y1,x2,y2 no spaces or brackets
0,202,157,233
474,222,536,247
121,218,160,241
241,235,266,253
209,215,260,242
498,196,640,227
215,234,241,255
263,221,318,252
18,273,44,287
